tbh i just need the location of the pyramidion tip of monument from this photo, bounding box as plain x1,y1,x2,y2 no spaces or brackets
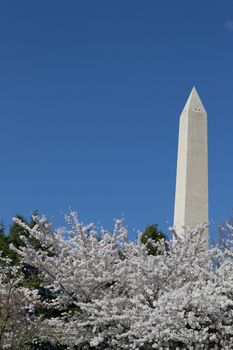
182,86,207,114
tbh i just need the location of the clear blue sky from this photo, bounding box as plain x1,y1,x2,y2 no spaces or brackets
0,0,233,239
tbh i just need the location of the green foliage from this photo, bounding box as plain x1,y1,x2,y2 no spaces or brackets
141,224,167,255
0,221,11,263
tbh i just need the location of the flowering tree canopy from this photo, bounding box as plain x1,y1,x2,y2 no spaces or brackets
9,212,233,350
0,257,41,350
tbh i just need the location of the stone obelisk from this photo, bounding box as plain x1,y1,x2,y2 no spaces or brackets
174,87,208,245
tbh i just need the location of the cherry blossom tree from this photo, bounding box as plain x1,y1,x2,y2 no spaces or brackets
12,212,233,349
0,258,41,350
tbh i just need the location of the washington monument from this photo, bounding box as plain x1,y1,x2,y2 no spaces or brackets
174,87,208,246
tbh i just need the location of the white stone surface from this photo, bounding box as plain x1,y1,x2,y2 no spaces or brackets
174,87,208,246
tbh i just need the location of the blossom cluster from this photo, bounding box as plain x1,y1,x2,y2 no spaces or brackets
0,257,41,350
9,212,233,349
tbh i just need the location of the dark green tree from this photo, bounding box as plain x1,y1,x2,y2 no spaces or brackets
141,224,167,255
0,221,10,265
